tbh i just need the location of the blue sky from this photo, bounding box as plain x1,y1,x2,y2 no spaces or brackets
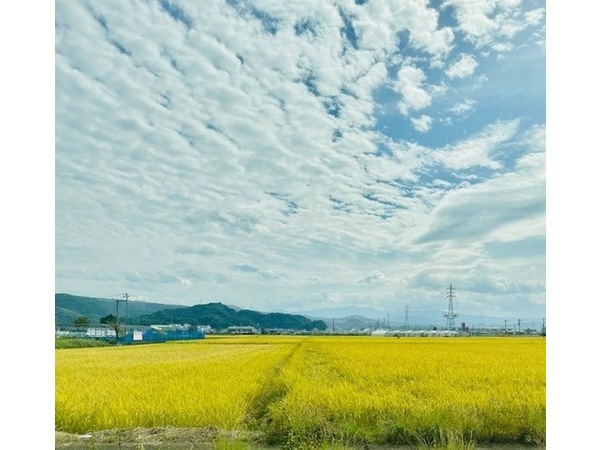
54,0,547,321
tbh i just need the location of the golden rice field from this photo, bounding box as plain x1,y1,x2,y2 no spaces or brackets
55,336,545,448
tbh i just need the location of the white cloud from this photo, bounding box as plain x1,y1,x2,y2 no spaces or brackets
414,122,545,247
491,42,513,53
353,0,454,58
362,140,429,183
177,277,192,288
443,0,497,46
411,115,433,133
54,0,545,320
521,124,545,153
414,149,545,245
450,99,477,116
356,270,385,284
433,120,520,170
524,8,545,26
445,53,478,79
394,64,432,115
443,0,545,51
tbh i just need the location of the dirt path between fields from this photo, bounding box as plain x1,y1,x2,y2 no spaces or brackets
55,427,545,449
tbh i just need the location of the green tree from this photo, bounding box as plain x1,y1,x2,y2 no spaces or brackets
74,316,91,328
100,314,122,342
100,314,117,324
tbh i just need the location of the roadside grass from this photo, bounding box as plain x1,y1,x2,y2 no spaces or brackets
55,337,111,349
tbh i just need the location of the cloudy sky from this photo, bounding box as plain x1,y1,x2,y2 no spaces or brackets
55,0,546,321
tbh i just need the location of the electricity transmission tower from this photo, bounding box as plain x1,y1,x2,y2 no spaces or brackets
444,284,458,330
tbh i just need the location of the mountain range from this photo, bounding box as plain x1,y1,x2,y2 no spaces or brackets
55,294,327,331
56,293,541,331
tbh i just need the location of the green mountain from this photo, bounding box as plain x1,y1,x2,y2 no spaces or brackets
55,294,327,331
135,303,327,331
55,293,180,325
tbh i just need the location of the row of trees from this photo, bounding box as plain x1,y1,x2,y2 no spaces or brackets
73,315,123,340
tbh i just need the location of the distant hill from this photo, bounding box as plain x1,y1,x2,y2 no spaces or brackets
55,293,180,325
298,306,541,330
135,303,327,331
313,315,377,331
55,294,327,331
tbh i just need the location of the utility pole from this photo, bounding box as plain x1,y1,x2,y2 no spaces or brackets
114,296,121,342
404,305,409,331
123,292,130,326
444,284,458,330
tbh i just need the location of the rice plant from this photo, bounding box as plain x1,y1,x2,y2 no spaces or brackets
56,335,545,447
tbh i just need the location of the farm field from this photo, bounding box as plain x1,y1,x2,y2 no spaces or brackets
55,336,545,449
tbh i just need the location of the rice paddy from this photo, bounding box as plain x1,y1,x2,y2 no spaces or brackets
55,336,545,448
